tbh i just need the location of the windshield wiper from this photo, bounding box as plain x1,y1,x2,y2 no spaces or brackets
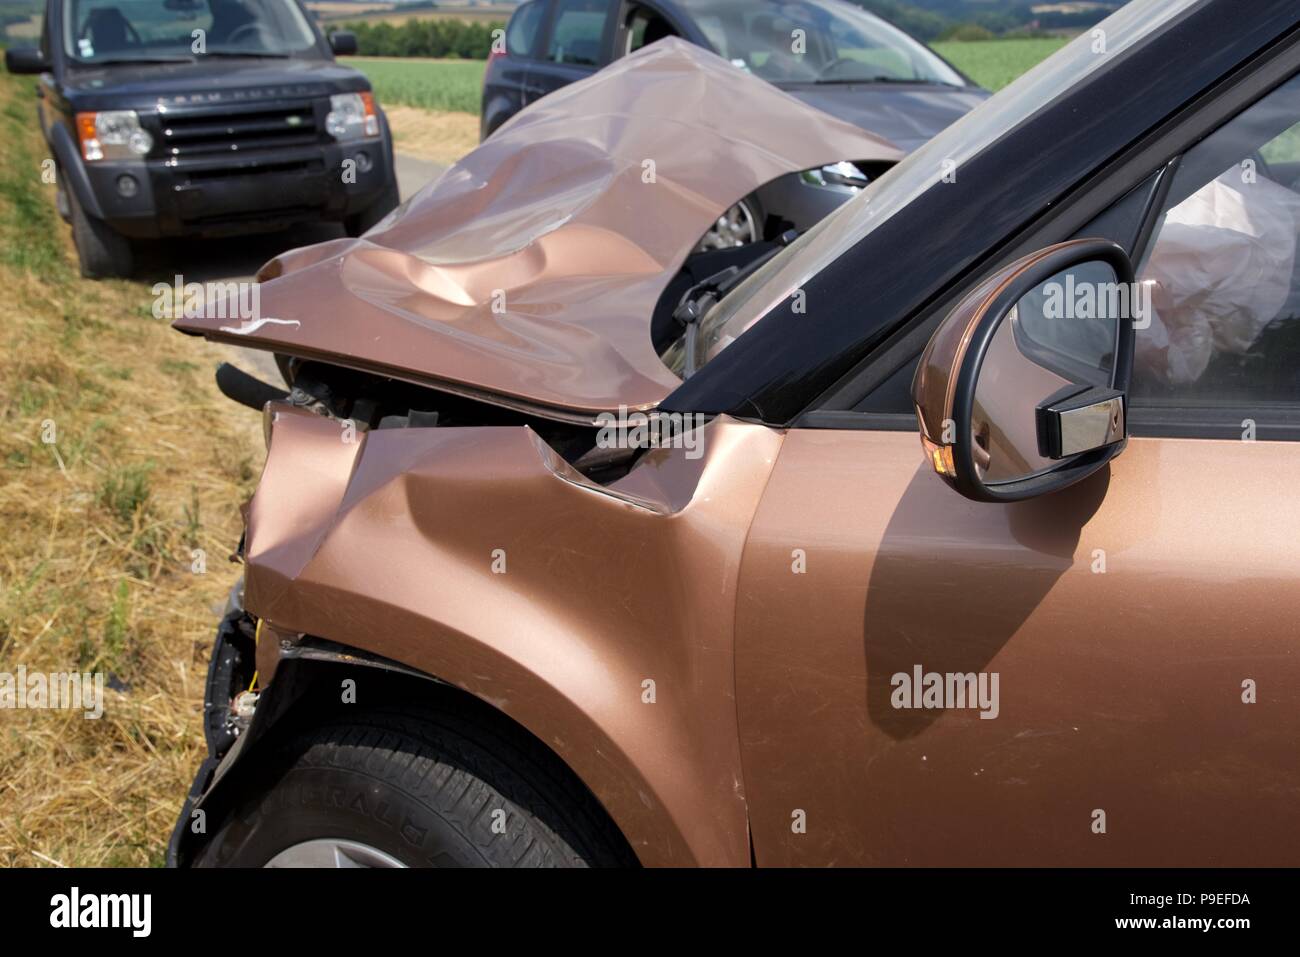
83,56,196,65
202,49,292,59
812,76,960,87
675,229,799,378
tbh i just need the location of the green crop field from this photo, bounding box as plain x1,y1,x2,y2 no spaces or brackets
344,38,1070,117
933,37,1070,91
340,56,487,114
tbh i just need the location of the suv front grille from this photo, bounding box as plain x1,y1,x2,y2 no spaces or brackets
158,101,321,161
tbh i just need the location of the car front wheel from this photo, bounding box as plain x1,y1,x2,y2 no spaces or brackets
192,699,635,868
694,195,762,252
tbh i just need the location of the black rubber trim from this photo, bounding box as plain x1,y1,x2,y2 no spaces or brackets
794,410,916,431
166,608,246,868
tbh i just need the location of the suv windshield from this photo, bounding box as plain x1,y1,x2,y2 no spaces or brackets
663,0,1199,378
679,0,964,86
64,0,319,63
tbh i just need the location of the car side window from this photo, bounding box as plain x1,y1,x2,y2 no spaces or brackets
1130,74,1300,410
547,0,610,67
856,73,1300,425
41,6,52,62
625,4,677,55
507,0,546,59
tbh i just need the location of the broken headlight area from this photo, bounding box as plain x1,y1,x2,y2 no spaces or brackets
204,586,260,759
165,585,259,866
258,358,647,484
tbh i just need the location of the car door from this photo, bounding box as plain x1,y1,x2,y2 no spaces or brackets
36,0,57,139
530,0,617,102
485,0,547,127
734,68,1300,867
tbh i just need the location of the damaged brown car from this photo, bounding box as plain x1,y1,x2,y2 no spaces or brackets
171,2,1300,868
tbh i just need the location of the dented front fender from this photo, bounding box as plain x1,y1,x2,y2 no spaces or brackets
242,406,783,866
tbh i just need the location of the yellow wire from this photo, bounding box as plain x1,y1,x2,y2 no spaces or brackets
248,618,264,692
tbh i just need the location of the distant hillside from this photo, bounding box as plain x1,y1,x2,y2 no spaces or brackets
850,0,1123,40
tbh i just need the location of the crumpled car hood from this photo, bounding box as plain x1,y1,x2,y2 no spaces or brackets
173,38,901,417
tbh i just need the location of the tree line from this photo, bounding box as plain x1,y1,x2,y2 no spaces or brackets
851,0,1117,41
336,18,505,60
330,1,1115,60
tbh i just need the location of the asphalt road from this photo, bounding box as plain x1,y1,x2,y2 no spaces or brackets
156,152,448,385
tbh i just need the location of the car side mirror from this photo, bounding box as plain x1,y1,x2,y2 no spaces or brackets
4,47,48,75
912,239,1137,503
329,31,358,56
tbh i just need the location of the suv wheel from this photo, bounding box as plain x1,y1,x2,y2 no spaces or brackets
67,183,133,279
192,699,635,868
54,178,71,223
694,195,762,252
345,180,400,237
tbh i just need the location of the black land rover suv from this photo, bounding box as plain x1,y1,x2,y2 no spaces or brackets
3,0,399,278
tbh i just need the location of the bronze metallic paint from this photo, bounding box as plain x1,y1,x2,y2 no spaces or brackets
170,33,1300,864
972,314,1075,483
238,407,1300,866
735,428,1300,865
244,405,784,865
914,241,1096,450
171,39,900,418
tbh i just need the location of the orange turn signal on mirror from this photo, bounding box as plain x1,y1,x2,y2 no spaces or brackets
921,435,955,478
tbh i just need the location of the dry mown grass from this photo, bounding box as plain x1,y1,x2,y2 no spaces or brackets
0,72,263,866
385,104,479,167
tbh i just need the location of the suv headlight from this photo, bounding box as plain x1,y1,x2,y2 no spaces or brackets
800,161,869,190
326,92,379,141
76,110,153,162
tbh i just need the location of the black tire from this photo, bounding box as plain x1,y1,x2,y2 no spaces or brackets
344,180,400,237
694,193,764,252
66,181,133,279
54,176,71,224
193,699,636,868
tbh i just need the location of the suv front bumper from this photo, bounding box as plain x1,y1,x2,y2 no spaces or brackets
90,138,393,239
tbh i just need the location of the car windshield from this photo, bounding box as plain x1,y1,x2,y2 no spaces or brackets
664,0,1200,377
63,0,319,63
678,0,964,86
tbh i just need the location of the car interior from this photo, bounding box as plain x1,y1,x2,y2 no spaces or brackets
850,73,1300,420
70,0,305,59
624,3,678,56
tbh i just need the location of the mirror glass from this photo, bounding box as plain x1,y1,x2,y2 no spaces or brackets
972,260,1121,485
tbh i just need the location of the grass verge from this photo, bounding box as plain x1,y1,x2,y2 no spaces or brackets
0,69,263,867
384,103,480,166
